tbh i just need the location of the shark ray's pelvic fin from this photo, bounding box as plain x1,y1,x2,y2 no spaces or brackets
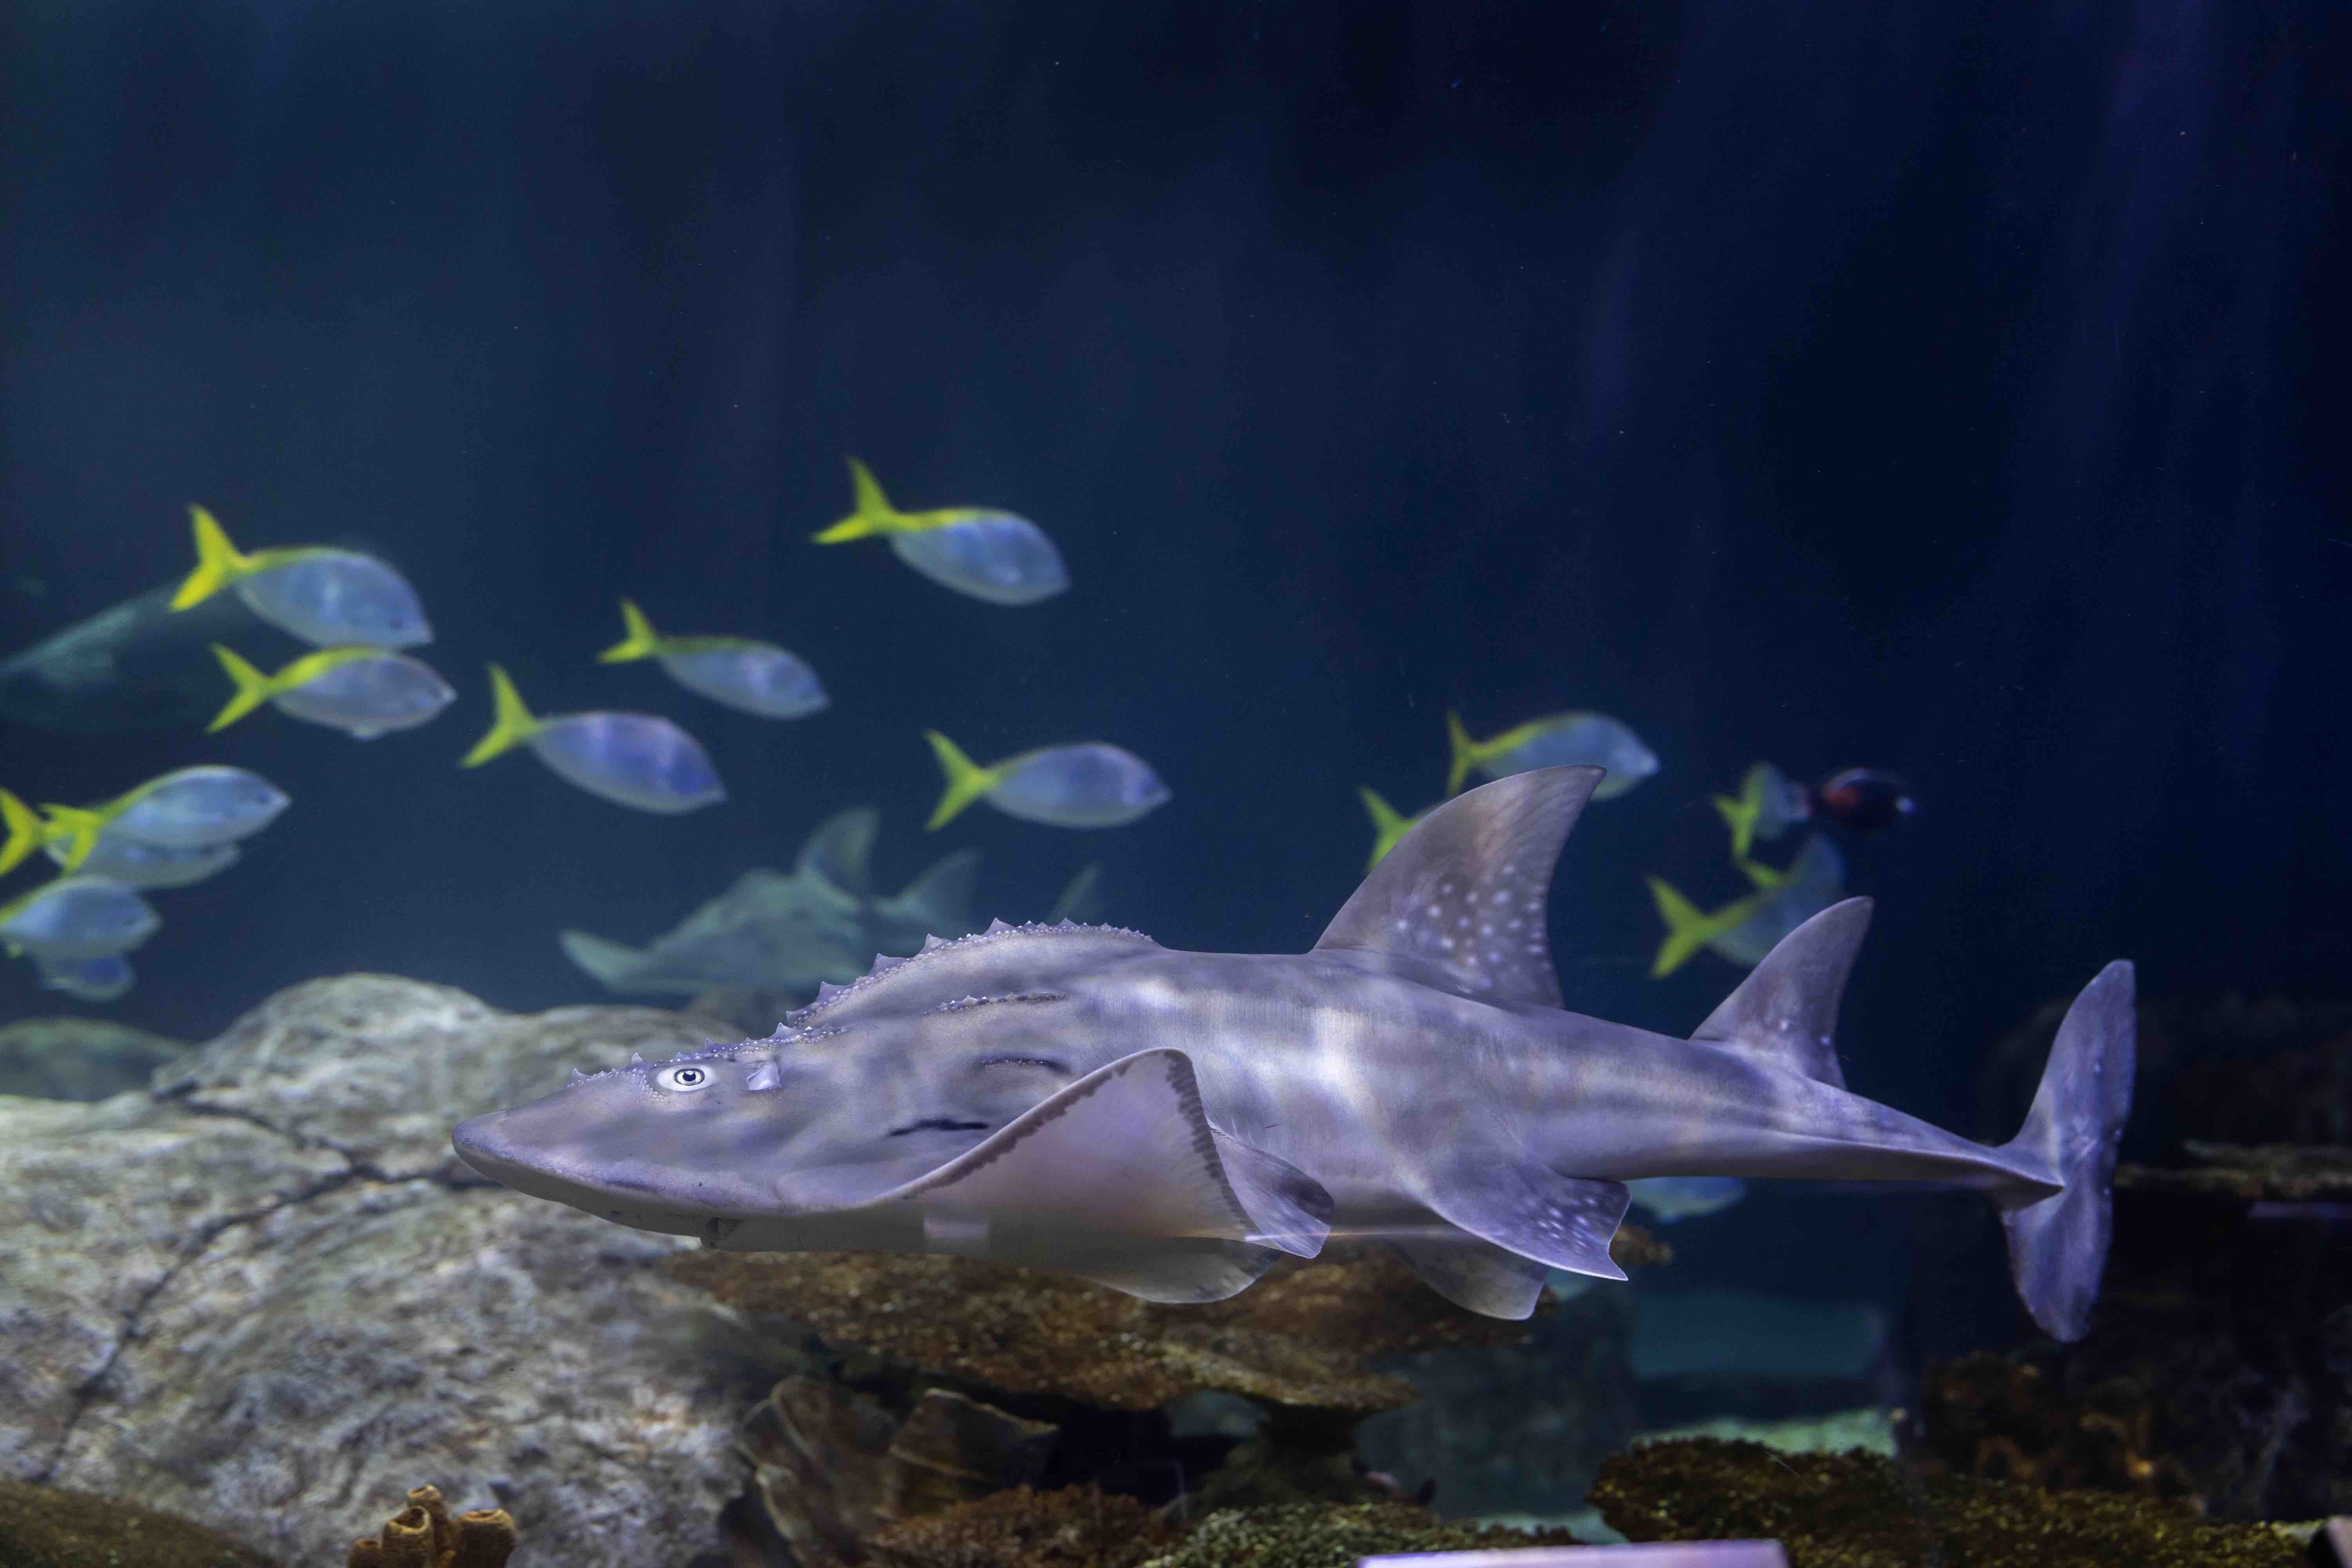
1388,1231,1552,1319
1313,765,1603,1009
1688,896,1873,1090
1423,1157,1631,1282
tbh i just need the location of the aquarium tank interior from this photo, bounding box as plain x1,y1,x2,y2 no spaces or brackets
2,3,2348,1566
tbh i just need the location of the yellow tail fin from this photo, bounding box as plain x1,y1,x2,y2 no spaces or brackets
1711,793,1759,861
1359,787,1415,871
41,804,105,873
814,457,900,544
461,664,543,767
0,789,43,877
599,599,662,663
1444,711,1484,795
922,730,1001,830
1647,875,1725,978
207,644,281,732
171,506,253,610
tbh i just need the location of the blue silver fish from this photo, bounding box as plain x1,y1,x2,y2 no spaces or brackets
0,876,160,960
922,731,1170,830
171,506,430,648
1446,710,1659,798
815,459,1069,607
209,644,454,738
34,951,135,1002
597,600,827,720
461,664,724,814
1626,1175,1749,1224
454,767,2135,1342
33,766,290,870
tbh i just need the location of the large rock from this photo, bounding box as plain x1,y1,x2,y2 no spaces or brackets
0,974,774,1568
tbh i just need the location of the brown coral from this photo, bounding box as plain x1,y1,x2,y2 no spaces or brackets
1590,1437,2301,1568
345,1486,515,1568
669,1246,1544,1413
739,1377,1058,1567
1917,1352,2198,1502
0,1476,272,1568
860,1486,1180,1568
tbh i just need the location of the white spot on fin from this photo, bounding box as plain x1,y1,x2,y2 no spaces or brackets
1312,766,1602,1009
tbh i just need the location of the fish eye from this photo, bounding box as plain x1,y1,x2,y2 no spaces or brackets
655,1064,714,1092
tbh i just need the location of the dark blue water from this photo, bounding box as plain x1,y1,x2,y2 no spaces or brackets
2,0,2347,1349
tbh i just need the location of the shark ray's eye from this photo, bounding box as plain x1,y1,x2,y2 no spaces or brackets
655,1064,713,1092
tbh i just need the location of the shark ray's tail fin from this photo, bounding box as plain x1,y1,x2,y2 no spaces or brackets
1994,960,2136,1343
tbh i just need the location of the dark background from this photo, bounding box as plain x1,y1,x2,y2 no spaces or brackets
2,0,2347,1348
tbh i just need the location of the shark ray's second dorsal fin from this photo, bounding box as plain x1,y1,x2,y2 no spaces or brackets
797,807,881,895
881,849,982,934
1312,766,1602,1009
785,920,1161,1029
1688,897,1872,1089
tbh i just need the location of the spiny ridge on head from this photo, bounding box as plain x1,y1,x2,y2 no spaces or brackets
781,918,1157,1027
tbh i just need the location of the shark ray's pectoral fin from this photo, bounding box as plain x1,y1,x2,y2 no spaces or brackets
1424,1160,1631,1283
873,1048,1334,1303
1312,766,1602,1009
1387,1229,1552,1319
1688,896,1872,1089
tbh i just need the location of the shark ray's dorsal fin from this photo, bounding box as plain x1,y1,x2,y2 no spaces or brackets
784,921,1162,1028
1312,766,1602,1009
1688,897,1871,1090
884,850,982,934
1424,1157,1630,1282
1388,1230,1552,1319
797,807,880,895
875,1048,1334,1303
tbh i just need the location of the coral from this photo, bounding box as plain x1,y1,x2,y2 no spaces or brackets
345,1486,516,1568
860,1486,1178,1568
669,1246,1542,1414
1609,1224,1673,1269
1589,1437,2304,1568
737,1378,1056,1567
1917,1352,2198,1501
0,1477,271,1568
1135,1501,1580,1568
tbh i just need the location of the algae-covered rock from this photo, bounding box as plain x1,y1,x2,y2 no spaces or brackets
861,1486,1177,1568
0,1475,271,1568
1590,1436,2303,1568
1137,1501,1579,1568
0,1016,185,1101
0,975,768,1568
669,1245,1536,1414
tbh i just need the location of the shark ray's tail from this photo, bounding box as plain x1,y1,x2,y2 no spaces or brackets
1993,960,2136,1342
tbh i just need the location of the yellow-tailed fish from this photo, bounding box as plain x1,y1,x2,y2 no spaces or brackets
1358,787,1433,871
0,875,160,960
815,459,1068,606
922,730,1168,831
1711,762,1811,860
1647,835,1847,977
172,505,430,648
37,766,290,871
599,600,827,719
462,664,724,815
210,644,454,738
0,789,44,876
1446,710,1658,798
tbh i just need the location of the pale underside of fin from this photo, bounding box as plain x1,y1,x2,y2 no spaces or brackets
1423,1157,1631,1283
1387,1230,1553,1319
1313,766,1602,1009
1688,896,1873,1089
703,1048,1334,1305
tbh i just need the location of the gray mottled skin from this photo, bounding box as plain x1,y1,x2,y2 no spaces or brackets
457,767,2134,1340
